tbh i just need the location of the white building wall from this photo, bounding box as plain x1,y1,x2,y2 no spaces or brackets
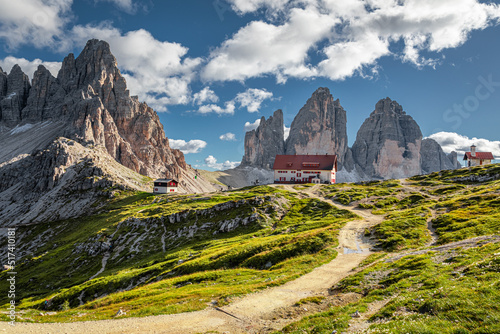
274,169,335,184
153,186,178,194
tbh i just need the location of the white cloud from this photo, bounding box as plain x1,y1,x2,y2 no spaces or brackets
202,6,336,82
234,88,273,112
219,132,237,141
193,86,219,105
0,56,61,79
284,125,290,140
0,0,73,50
194,87,272,115
197,101,236,115
168,139,207,154
244,119,261,132
427,132,500,158
204,155,240,170
71,25,202,112
203,0,500,82
318,35,390,80
95,0,136,13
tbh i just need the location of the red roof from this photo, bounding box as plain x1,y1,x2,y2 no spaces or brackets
463,152,494,160
273,154,337,171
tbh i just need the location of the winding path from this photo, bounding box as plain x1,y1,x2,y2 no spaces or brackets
3,186,384,334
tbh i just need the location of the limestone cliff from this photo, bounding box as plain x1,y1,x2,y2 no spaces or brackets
241,109,285,169
0,65,31,127
351,98,423,179
285,87,350,169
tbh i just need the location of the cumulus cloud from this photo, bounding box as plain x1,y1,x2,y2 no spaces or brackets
219,132,237,141
193,86,219,105
0,0,73,50
168,139,207,154
203,0,500,82
0,56,61,78
201,6,336,82
205,155,240,170
244,118,261,132
234,88,273,112
194,87,272,115
197,101,236,115
427,132,500,158
71,25,202,111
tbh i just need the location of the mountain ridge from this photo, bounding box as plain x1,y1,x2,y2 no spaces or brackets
0,39,217,226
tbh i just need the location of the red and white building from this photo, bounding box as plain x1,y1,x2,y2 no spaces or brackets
273,154,338,184
463,145,494,167
153,179,178,193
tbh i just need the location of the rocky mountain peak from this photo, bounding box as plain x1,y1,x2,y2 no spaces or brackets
285,87,349,169
311,86,332,98
352,98,422,179
374,97,405,116
0,64,31,126
0,39,217,201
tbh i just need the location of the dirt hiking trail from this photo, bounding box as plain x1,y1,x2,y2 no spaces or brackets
3,185,383,334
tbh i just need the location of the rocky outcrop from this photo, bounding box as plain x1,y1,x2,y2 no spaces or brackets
352,98,422,179
285,87,350,169
420,138,459,174
241,109,285,168
0,65,31,127
0,138,149,226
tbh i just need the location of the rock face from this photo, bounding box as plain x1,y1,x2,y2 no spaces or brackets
285,87,350,169
0,40,217,225
352,98,423,179
420,138,459,174
0,65,31,127
0,138,150,226
241,109,285,168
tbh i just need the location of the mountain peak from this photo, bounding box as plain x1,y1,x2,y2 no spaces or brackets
311,87,332,98
374,97,405,115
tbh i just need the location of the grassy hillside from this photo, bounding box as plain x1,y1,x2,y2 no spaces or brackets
1,164,499,331
281,164,500,333
0,186,356,322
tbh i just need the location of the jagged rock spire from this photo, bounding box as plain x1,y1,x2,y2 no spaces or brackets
241,109,285,168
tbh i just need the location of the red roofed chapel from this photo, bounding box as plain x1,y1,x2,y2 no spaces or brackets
463,145,494,167
273,154,337,184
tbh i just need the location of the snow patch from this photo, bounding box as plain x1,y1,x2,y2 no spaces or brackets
10,123,34,134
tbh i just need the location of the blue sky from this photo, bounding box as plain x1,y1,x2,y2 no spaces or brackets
1,0,500,170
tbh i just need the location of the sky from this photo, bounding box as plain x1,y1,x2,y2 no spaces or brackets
1,0,500,170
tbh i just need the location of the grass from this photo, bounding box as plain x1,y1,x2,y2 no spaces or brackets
279,238,500,334
322,165,500,252
0,185,357,323
2,164,500,328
